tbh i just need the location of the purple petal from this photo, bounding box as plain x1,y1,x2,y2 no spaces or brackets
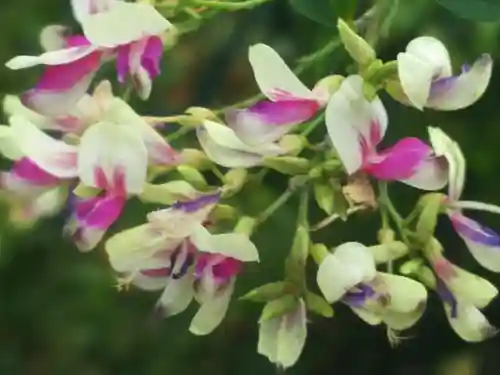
364,137,432,181
141,36,163,79
436,278,458,318
225,99,319,145
172,192,221,213
342,283,376,307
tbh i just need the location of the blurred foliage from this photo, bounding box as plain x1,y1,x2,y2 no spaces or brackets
1,0,500,374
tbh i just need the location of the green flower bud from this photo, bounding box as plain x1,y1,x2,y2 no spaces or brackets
371,241,409,264
312,75,345,98
179,107,218,127
337,18,376,66
179,148,212,171
279,134,306,156
416,193,447,243
240,281,288,302
263,156,311,175
222,168,248,197
305,291,334,318
208,204,238,222
176,165,208,190
259,295,299,322
399,258,424,276
285,226,310,290
416,265,437,289
140,181,198,205
313,182,334,215
309,243,330,265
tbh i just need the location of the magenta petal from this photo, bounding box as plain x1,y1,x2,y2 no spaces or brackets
195,254,242,284
116,44,131,83
364,137,432,181
141,36,163,79
225,99,319,145
65,35,92,48
12,158,60,186
75,195,125,230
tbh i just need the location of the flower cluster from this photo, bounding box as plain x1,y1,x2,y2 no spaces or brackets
1,0,499,370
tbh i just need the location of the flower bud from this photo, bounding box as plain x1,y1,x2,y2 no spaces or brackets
209,204,237,222
313,182,334,215
259,295,298,322
240,281,288,302
304,291,334,318
309,243,330,265
73,183,101,198
222,168,248,198
179,107,218,127
371,241,409,264
263,156,310,175
417,265,437,289
179,148,212,170
399,258,424,276
377,228,395,244
416,193,447,243
176,165,208,190
285,226,310,291
279,134,306,156
140,181,198,205
312,75,345,103
337,18,376,66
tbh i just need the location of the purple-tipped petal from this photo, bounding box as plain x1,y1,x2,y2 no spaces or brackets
450,212,500,272
171,192,221,213
342,284,376,307
225,99,319,145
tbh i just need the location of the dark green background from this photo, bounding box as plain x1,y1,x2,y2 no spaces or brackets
1,0,500,374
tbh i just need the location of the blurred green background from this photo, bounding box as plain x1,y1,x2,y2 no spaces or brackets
1,0,500,374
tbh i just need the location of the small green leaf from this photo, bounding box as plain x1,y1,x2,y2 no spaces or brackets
289,0,357,26
240,281,288,302
314,182,334,215
436,0,500,22
305,291,334,318
259,295,298,322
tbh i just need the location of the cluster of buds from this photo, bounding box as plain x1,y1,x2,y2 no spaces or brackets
0,0,498,370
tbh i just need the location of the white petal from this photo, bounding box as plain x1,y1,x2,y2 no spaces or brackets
446,265,498,308
30,186,67,218
133,65,152,100
396,52,434,110
317,243,376,303
39,25,68,52
248,43,314,101
257,316,280,364
132,273,168,291
399,156,448,191
275,299,307,369
349,307,383,325
325,75,388,174
405,36,452,78
78,121,148,194
3,95,51,129
428,54,493,110
0,125,23,160
189,278,235,335
10,115,78,178
383,308,426,331
446,304,496,342
6,45,98,69
378,273,427,313
157,275,195,317
427,127,465,200
71,0,115,24
81,2,171,48
190,226,259,262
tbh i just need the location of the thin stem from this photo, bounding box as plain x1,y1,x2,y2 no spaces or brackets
193,0,271,10
167,126,192,141
453,200,500,215
143,115,190,125
211,165,226,181
298,189,309,228
378,182,410,246
310,205,365,232
300,112,325,137
256,189,296,226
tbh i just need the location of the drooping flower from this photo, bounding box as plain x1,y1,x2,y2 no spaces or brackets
224,44,326,146
197,120,285,168
397,36,492,111
317,242,428,331
428,127,500,272
325,75,448,190
257,298,307,369
430,254,497,342
5,0,172,115
105,192,259,334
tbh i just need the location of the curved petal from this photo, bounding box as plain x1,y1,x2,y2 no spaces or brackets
39,25,69,52
225,99,319,145
189,278,235,335
248,43,314,101
428,127,465,200
325,75,388,175
399,156,448,191
10,115,78,178
257,316,280,364
405,36,452,78
81,2,171,48
383,308,426,331
445,303,497,342
156,275,195,317
428,54,493,110
78,121,148,195
450,213,500,273
275,299,307,369
333,242,377,282
378,273,427,313
71,0,115,23
0,124,23,160
3,95,51,130
5,45,98,70
396,52,434,110
349,307,383,325
445,264,497,308
190,226,259,262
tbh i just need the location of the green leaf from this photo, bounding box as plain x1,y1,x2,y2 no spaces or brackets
289,0,357,26
305,292,334,318
436,0,500,22
240,281,289,302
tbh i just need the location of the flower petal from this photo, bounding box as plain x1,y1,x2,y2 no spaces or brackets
445,303,496,342
3,95,51,130
450,213,500,273
225,99,319,145
428,54,492,110
6,45,98,70
405,36,453,78
428,127,465,200
257,316,280,364
189,278,235,336
325,75,388,175
71,0,115,24
39,25,69,52
156,274,195,317
78,121,148,195
10,115,78,178
333,242,377,282
0,124,23,160
190,226,260,262
349,307,383,325
399,156,448,191
396,52,434,110
275,299,307,369
81,2,172,48
378,273,427,313
248,43,315,101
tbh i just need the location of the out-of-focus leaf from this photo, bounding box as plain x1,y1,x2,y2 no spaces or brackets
289,0,356,26
436,0,500,22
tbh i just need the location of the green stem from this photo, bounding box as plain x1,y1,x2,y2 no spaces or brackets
300,112,325,137
298,189,309,228
256,189,296,226
211,165,226,181
166,126,192,141
378,182,409,246
193,0,271,10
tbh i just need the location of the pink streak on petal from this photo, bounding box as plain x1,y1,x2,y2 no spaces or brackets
244,99,319,126
116,44,131,83
12,158,59,186
112,166,127,197
141,36,163,79
65,35,92,48
76,194,125,229
369,120,383,146
364,137,431,181
94,167,109,190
